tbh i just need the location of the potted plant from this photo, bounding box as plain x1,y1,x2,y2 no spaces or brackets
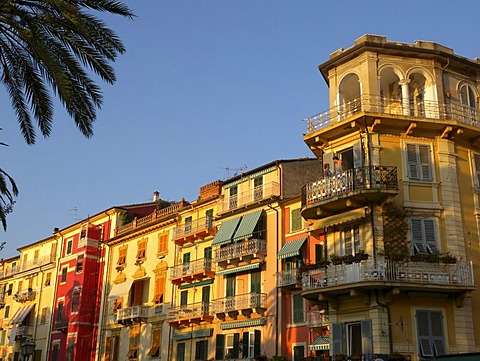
341,254,355,264
354,249,369,262
317,258,331,268
426,253,440,263
410,253,426,262
330,253,342,265
440,252,457,264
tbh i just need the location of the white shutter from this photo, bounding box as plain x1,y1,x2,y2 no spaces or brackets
419,145,432,181
361,320,373,355
417,311,434,357
332,323,344,356
474,154,480,186
406,144,419,180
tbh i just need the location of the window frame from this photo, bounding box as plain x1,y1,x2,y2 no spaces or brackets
157,232,168,256
66,239,73,255
410,218,439,254
416,309,446,357
61,267,68,283
291,208,303,233
404,142,433,182
340,223,361,256
117,246,127,266
292,293,305,324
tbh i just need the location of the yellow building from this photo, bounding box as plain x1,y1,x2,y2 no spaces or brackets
301,35,479,360
0,236,58,361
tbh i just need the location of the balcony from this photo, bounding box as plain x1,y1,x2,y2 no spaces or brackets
116,305,149,325
215,239,267,265
211,292,267,319
14,289,36,303
217,182,280,214
15,325,33,340
306,310,329,329
304,94,480,137
276,269,301,288
172,216,216,246
19,255,56,272
170,258,215,285
167,302,213,327
0,265,19,279
301,166,398,219
301,259,475,302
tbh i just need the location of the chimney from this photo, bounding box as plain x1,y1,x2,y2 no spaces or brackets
53,227,60,234
153,191,160,202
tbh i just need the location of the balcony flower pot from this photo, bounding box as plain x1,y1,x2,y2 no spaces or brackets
410,254,426,262
440,253,457,264
426,253,440,263
342,255,355,264
318,260,331,268
330,254,342,265
354,250,369,262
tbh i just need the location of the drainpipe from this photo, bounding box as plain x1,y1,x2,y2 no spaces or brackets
267,202,280,357
375,290,392,355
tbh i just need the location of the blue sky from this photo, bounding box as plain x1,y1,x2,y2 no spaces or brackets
1,0,480,258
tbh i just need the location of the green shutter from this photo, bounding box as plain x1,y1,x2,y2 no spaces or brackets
254,330,261,357
332,323,344,356
292,294,304,324
232,333,240,358
215,335,225,360
251,270,261,293
242,332,249,358
361,320,372,355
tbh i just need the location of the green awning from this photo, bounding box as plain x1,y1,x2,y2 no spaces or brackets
233,210,263,241
309,208,365,230
212,217,242,246
309,335,330,351
179,279,214,289
216,262,261,276
277,237,307,259
220,317,266,330
172,328,213,340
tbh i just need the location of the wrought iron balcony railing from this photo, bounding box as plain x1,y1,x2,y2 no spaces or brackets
217,182,280,214
302,259,474,291
214,239,267,263
306,310,329,328
276,269,301,287
14,289,36,303
15,326,33,339
172,216,214,240
19,255,56,272
167,302,212,320
116,305,149,324
0,265,19,279
170,258,214,279
211,292,267,314
55,316,69,330
302,166,398,206
304,94,480,135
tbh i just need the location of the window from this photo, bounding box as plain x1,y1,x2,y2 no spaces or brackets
229,186,238,210
40,307,48,323
45,272,51,286
113,298,122,314
80,224,87,240
136,238,147,261
72,288,80,313
406,143,432,181
253,176,263,201
61,267,68,283
472,153,480,187
7,283,12,296
158,233,168,255
292,293,305,324
127,324,140,359
459,83,477,109
225,334,240,359
104,335,119,361
184,216,192,233
251,270,261,293
195,340,208,361
242,330,261,358
293,344,306,361
147,328,161,357
52,345,59,361
215,335,225,360
76,255,84,273
17,280,23,292
27,277,33,289
226,275,235,297
56,301,64,322
180,290,188,306
332,320,372,357
291,208,302,232
206,209,214,228
117,246,127,266
416,310,446,357
34,249,39,260
67,339,75,361
410,218,439,254
23,253,27,265
204,246,212,260
341,224,361,255
4,305,10,318
202,285,210,305
129,281,144,306
152,275,165,304
315,244,324,264
177,342,186,361
0,330,6,346
66,239,73,255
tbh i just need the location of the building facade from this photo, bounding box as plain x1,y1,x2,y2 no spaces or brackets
301,35,479,360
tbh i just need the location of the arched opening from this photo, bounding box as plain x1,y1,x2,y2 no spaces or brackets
408,72,427,117
338,73,361,119
379,67,402,114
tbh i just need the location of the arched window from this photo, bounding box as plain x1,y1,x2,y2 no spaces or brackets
460,83,477,109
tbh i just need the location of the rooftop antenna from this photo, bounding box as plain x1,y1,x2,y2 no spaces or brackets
220,165,247,179
69,207,80,221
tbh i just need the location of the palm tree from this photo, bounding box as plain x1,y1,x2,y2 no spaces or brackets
0,164,18,231
0,0,134,144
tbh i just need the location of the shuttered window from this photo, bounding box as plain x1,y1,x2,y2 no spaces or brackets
406,143,432,182
147,328,161,357
410,218,438,254
292,293,305,324
117,246,127,266
195,340,208,361
157,233,168,255
127,325,140,359
416,310,446,357
342,224,360,255
332,322,344,356
251,270,261,293
136,239,147,261
291,208,302,232
215,334,225,360
152,275,165,304
104,335,119,361
180,290,188,306
130,281,144,306
460,83,477,109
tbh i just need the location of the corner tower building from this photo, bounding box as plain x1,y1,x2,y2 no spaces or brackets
301,35,480,360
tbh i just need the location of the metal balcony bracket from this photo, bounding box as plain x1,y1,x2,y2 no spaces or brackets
455,291,471,308
385,288,400,305
441,126,453,139
404,122,416,136
368,118,381,132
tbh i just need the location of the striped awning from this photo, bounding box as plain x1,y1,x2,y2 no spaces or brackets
216,262,261,276
172,328,213,340
8,303,35,326
309,208,365,230
277,237,307,259
309,335,330,351
233,210,263,241
179,279,213,289
220,317,266,330
212,217,242,246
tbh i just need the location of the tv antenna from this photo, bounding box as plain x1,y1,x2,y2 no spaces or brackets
220,165,247,179
69,207,80,221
